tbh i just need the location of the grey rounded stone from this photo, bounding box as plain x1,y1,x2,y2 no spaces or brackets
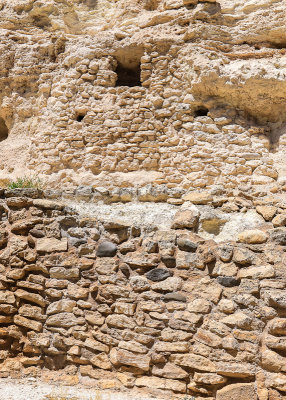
217,276,239,287
163,292,187,302
177,238,198,252
96,241,117,257
146,268,173,282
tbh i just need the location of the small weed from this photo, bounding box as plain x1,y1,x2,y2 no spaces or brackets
7,175,45,189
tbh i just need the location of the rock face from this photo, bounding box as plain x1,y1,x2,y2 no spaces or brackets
0,188,284,400
0,0,286,194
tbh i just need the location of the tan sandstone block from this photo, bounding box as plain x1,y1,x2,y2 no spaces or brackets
216,383,257,400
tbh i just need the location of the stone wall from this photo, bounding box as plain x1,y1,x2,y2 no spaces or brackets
0,0,286,191
0,188,286,399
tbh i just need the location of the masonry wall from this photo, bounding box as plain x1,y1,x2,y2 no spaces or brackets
0,188,285,399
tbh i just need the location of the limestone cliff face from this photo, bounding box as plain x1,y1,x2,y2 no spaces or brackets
0,0,286,191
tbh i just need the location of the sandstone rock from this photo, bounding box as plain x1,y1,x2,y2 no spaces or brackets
135,376,186,393
50,267,79,279
46,299,76,315
233,247,256,265
171,209,199,230
183,192,213,205
256,205,277,221
130,276,151,292
238,229,268,244
110,348,150,371
33,199,64,210
14,315,43,332
216,362,256,378
187,298,211,313
113,302,136,316
272,214,286,227
19,305,46,321
84,338,109,353
0,291,16,304
106,314,135,329
237,265,275,280
95,257,118,274
36,237,68,253
67,284,89,300
154,341,189,353
152,363,188,379
194,372,227,385
90,353,112,370
46,312,85,328
15,289,46,307
216,383,257,400
170,353,216,372
269,228,286,244
222,312,252,329
152,277,182,292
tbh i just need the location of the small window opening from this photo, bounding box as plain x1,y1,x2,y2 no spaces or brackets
76,114,85,122
194,106,209,117
115,63,141,87
0,118,8,141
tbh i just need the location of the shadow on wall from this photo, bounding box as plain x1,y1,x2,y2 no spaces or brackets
0,117,8,142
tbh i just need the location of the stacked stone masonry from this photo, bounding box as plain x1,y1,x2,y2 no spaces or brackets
0,0,286,190
0,188,285,399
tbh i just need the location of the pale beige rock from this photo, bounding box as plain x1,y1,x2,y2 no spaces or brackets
14,315,43,332
170,353,216,372
135,376,186,393
46,299,76,315
183,192,213,205
110,348,150,371
256,206,277,221
152,363,188,379
238,230,268,244
36,237,68,253
216,383,257,400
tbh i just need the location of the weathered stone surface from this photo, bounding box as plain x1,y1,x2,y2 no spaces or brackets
152,363,188,379
238,229,268,244
217,276,240,287
15,290,46,307
106,314,136,329
50,267,79,279
152,277,182,292
36,237,68,253
96,242,117,257
170,353,216,372
46,300,76,315
18,305,46,321
171,209,199,230
14,315,43,332
135,376,186,393
216,362,256,378
110,348,150,371
146,268,173,282
256,206,277,221
0,291,16,304
216,383,257,400
183,192,213,205
46,312,85,328
237,265,275,280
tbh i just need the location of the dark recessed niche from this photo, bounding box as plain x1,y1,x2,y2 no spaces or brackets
0,118,8,142
115,64,141,87
194,106,209,117
76,114,85,122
